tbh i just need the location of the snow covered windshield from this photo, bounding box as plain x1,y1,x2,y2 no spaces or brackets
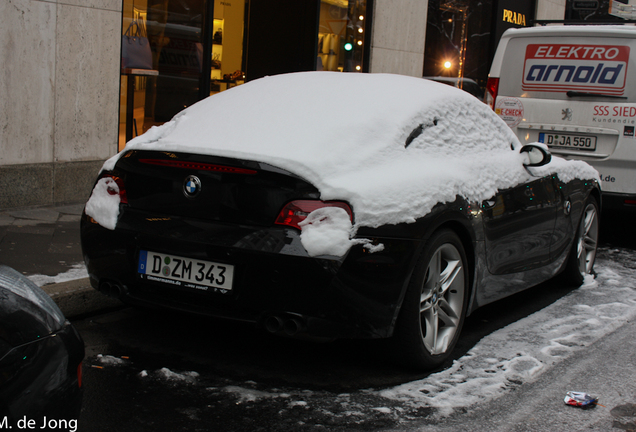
106,72,598,230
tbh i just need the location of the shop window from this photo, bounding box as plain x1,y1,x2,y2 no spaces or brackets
118,0,368,151
210,1,246,95
118,0,246,150
317,0,367,72
423,0,494,99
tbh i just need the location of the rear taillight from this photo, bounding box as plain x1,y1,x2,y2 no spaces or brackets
485,77,499,110
101,174,127,204
275,200,353,230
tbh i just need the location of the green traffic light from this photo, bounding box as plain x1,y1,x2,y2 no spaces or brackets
344,42,353,51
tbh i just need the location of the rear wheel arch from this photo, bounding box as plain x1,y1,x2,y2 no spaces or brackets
590,188,602,213
395,217,476,311
390,227,471,369
387,210,478,334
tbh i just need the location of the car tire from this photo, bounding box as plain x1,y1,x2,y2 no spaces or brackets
391,229,469,370
560,196,599,287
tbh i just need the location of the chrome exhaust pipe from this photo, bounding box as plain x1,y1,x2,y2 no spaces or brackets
99,281,127,299
283,318,302,336
265,315,284,333
100,281,112,296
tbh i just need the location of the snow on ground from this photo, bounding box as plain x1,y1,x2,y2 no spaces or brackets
156,368,200,383
378,249,636,417
137,367,200,384
27,263,88,287
221,385,291,404
96,354,129,366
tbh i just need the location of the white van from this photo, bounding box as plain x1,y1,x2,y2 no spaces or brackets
487,25,636,210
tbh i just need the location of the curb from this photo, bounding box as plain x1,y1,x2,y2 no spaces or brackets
41,277,122,318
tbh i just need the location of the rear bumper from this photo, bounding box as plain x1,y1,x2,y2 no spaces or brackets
80,209,419,339
601,192,636,211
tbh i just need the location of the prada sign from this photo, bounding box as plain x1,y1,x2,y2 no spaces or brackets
494,0,535,45
502,9,527,25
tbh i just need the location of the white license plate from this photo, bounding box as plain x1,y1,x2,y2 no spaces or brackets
539,133,597,151
138,250,234,292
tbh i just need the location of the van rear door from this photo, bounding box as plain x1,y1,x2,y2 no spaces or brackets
489,26,636,207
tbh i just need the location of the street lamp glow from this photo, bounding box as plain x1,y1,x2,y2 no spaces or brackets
444,61,452,69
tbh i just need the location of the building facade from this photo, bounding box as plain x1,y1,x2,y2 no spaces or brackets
1,0,566,209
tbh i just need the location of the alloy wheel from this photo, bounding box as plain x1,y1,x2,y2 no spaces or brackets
419,243,466,355
577,202,599,276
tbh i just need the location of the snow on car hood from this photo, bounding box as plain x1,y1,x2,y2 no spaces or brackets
104,72,598,230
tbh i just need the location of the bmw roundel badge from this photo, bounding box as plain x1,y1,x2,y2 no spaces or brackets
183,175,202,198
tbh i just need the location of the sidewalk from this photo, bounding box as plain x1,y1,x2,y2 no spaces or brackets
0,203,121,317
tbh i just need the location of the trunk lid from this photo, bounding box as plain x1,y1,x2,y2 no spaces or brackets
112,150,321,226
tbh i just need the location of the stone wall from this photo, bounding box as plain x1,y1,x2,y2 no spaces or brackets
0,0,120,209
536,0,567,21
369,0,428,77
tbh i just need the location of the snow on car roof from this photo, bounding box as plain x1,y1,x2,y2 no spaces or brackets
108,72,598,229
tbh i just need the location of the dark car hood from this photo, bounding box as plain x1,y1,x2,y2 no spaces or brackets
0,265,67,351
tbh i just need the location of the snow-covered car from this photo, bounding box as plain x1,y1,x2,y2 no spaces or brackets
0,265,84,423
80,72,601,369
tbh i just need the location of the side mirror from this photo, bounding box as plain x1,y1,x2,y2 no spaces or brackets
520,144,551,167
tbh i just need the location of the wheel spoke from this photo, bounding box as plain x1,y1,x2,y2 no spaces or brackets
584,209,596,236
437,298,459,326
419,291,433,313
584,234,597,252
577,237,585,261
439,259,461,295
427,251,442,288
420,250,441,312
577,204,599,274
422,306,439,353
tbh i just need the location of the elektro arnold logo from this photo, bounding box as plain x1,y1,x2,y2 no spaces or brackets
522,44,629,95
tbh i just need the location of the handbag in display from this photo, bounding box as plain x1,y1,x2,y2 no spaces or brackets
213,28,223,44
121,20,153,70
211,53,221,70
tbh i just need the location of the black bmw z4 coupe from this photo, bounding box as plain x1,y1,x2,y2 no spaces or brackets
81,72,601,369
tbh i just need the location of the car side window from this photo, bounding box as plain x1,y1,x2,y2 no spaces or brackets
404,119,438,148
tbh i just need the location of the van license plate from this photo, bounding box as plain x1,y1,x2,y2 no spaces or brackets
539,133,597,151
138,250,234,292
